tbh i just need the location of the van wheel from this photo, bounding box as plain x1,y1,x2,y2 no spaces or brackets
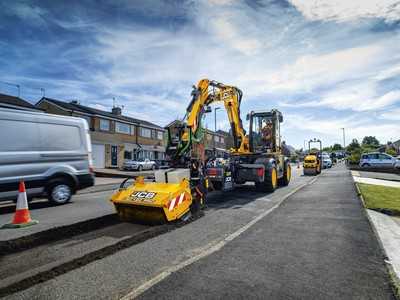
47,179,73,205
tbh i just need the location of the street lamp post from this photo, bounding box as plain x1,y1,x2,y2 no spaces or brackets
341,128,346,149
214,107,221,151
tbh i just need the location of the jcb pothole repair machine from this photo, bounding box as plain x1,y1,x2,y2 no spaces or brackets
111,79,291,223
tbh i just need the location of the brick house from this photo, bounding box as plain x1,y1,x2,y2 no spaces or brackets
36,97,165,169
0,93,42,112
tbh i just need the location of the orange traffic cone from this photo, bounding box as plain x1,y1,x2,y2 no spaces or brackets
2,181,38,228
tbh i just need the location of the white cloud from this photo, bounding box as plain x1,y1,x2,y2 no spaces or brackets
284,113,399,147
380,108,400,120
289,0,400,23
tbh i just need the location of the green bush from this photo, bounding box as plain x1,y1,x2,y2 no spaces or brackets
386,148,397,157
348,149,361,164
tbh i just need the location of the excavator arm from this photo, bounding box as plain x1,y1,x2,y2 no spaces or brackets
166,79,249,163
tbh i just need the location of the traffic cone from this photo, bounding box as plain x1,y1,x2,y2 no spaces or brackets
2,181,38,229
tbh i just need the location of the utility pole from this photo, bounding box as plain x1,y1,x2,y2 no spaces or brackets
341,128,346,149
214,107,220,151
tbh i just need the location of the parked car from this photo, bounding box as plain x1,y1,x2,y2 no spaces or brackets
395,156,400,169
0,108,94,204
322,154,332,168
359,152,399,169
123,158,156,171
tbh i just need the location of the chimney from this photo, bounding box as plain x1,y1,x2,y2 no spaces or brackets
112,106,122,115
70,100,79,104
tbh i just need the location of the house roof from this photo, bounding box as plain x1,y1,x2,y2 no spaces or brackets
37,97,162,129
0,93,42,111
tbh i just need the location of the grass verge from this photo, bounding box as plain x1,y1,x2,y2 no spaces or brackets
357,183,400,215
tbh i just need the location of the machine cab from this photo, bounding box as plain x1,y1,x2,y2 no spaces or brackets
247,110,283,154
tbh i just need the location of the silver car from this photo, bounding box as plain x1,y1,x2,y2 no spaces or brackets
359,152,399,169
0,108,94,204
123,158,156,171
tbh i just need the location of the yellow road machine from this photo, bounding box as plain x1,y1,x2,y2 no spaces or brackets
111,79,291,223
303,138,322,175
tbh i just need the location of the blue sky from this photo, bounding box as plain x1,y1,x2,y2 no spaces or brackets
0,0,399,149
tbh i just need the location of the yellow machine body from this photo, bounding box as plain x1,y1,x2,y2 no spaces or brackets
110,177,192,223
303,154,321,175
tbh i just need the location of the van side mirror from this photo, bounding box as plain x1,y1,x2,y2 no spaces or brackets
205,106,212,113
246,113,250,121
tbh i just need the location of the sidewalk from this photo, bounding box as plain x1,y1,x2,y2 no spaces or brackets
352,170,400,183
352,175,400,188
138,165,395,299
367,210,400,288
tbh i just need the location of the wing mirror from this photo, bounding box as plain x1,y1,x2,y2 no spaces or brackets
246,113,250,121
205,106,212,113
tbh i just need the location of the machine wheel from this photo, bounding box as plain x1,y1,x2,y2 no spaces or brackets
256,167,278,192
278,162,291,186
316,165,321,174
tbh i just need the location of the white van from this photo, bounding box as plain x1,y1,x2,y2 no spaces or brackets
0,108,95,204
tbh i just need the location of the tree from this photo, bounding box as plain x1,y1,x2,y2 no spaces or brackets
332,143,343,151
362,136,380,147
322,146,332,152
347,139,360,152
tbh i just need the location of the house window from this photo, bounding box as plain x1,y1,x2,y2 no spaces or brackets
140,127,152,138
130,125,135,135
124,150,132,159
220,137,224,143
214,135,219,142
157,131,163,140
100,119,110,131
116,122,131,134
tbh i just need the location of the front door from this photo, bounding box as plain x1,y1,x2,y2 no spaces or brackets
111,146,118,166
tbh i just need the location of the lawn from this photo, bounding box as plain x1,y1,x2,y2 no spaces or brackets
358,183,400,215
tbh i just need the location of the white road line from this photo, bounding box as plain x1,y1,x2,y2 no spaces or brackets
120,177,317,300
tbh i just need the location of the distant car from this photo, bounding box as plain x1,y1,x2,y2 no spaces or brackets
123,158,156,171
359,152,399,169
322,155,332,168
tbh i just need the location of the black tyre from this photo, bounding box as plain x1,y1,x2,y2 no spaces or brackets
362,163,370,168
47,178,74,205
256,167,278,192
279,162,291,186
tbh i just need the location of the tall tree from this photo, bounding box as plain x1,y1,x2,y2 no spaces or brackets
362,136,380,147
332,143,343,151
347,139,360,152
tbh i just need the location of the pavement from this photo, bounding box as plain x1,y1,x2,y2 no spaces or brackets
352,175,400,188
367,210,400,287
95,168,155,178
137,164,394,299
351,170,400,182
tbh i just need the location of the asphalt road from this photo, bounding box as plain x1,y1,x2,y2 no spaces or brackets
4,166,313,299
138,165,395,299
0,190,115,241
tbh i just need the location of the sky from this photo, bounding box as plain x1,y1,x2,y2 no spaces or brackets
0,0,399,149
